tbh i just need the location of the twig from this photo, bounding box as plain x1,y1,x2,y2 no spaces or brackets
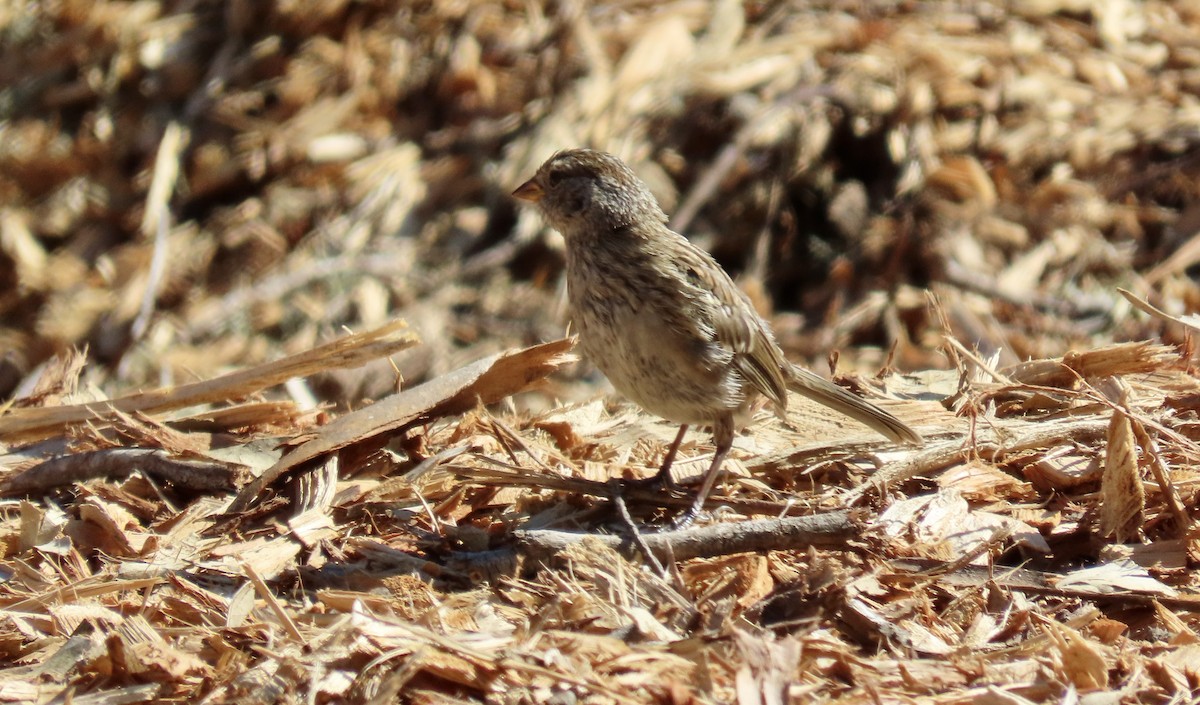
845,417,1111,505
941,336,1014,385
611,482,668,577
1131,419,1192,538
907,526,1013,581
488,416,561,474
457,460,819,517
510,511,861,563
2,448,248,495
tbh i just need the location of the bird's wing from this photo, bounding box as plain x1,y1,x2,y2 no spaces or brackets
674,244,790,413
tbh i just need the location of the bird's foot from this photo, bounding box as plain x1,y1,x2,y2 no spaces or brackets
667,508,699,531
623,465,679,491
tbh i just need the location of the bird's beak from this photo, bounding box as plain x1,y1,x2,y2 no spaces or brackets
512,178,544,202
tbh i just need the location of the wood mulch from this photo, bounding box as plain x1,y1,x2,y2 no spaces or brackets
2,2,1200,702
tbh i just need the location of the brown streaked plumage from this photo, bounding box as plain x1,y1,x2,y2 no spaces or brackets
514,148,921,524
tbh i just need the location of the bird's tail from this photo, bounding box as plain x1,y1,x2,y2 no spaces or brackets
786,365,923,445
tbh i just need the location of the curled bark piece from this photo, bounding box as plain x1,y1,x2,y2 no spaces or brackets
228,338,576,512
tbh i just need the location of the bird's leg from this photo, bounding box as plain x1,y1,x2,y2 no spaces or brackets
651,424,689,489
626,423,688,490
674,416,733,528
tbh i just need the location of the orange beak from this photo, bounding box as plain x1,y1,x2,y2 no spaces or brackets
512,178,544,202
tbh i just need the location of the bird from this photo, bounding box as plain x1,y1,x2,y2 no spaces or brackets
512,148,921,524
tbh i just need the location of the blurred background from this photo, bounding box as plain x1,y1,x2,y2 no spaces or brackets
2,0,1197,408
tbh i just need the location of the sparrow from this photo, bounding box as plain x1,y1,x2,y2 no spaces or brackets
513,148,921,524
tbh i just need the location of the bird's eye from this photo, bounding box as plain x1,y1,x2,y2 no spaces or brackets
546,168,566,187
